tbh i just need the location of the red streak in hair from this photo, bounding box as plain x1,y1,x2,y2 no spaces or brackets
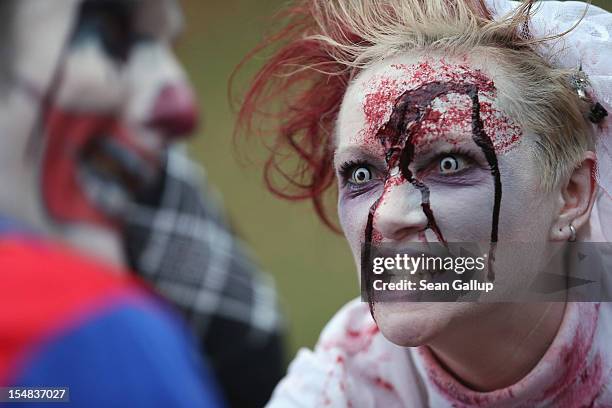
233,2,504,230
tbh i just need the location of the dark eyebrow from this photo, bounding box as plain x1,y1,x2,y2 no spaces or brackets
80,0,137,15
334,145,386,169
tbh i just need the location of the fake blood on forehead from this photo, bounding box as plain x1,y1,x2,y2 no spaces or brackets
360,61,522,154
362,76,503,309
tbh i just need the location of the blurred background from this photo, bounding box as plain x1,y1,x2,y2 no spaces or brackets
176,0,612,360
178,0,358,360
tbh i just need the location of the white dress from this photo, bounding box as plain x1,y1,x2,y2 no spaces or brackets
267,298,612,407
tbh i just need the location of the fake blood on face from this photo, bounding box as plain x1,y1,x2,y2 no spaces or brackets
361,64,506,307
359,61,521,152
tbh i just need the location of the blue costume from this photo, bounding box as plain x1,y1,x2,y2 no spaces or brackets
0,217,224,407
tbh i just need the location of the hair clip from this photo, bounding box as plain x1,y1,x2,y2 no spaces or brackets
569,65,608,124
569,65,590,100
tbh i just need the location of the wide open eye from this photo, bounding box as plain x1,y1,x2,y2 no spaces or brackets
351,166,372,184
439,154,463,174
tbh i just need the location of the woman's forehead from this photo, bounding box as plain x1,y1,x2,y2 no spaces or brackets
335,54,523,156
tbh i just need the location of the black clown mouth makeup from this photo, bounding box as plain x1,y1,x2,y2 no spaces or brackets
78,135,158,215
42,108,161,225
36,0,190,227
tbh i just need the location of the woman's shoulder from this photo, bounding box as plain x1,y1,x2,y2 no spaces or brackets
267,299,426,407
315,298,379,353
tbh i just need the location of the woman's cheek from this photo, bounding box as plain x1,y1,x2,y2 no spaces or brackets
425,179,496,242
490,146,557,242
495,166,556,242
338,183,383,254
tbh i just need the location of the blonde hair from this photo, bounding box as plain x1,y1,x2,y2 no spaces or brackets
236,0,594,228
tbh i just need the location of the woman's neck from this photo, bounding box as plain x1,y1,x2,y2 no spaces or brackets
428,301,566,391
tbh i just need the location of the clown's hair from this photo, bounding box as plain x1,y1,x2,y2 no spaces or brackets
234,0,593,230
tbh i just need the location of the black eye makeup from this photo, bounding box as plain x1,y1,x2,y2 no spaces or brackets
338,159,382,193
423,152,493,189
413,144,486,179
432,151,476,176
337,145,486,193
71,0,140,63
340,160,371,183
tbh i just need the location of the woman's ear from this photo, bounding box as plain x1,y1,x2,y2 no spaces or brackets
549,151,597,241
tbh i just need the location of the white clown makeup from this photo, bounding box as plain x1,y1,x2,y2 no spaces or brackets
0,0,196,265
40,0,196,225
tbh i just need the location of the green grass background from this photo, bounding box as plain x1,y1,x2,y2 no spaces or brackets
176,0,612,360
177,0,358,360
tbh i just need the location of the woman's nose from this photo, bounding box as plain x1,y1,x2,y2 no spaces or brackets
147,83,198,139
374,180,429,241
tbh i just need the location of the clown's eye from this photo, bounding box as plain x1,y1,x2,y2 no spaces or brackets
73,1,135,62
351,167,372,184
439,155,462,174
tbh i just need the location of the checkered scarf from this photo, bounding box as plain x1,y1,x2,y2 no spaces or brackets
122,147,282,342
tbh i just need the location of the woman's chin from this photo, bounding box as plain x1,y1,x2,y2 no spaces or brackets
372,301,473,347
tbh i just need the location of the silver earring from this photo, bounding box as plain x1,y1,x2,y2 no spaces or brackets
568,224,577,242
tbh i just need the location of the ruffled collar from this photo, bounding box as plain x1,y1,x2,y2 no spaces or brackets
413,302,606,407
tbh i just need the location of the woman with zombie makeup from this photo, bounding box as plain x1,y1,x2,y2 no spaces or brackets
236,0,612,406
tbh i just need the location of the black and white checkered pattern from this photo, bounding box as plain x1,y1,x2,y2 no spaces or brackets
123,147,282,340
122,147,286,406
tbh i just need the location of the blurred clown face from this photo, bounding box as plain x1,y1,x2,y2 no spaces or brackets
0,0,196,231
44,0,197,225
